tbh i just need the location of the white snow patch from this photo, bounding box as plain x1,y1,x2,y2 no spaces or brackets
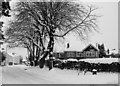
0,67,2,85
2,65,118,84
79,58,119,64
67,58,78,62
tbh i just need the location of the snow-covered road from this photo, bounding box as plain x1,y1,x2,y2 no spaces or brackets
1,65,119,84
0,67,2,85
2,65,53,84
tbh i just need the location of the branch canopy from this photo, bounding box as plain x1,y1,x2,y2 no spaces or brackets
5,0,98,55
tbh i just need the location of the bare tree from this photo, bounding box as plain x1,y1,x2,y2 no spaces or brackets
5,0,99,70
5,17,44,66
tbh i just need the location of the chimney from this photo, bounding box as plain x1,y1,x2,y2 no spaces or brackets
96,43,98,48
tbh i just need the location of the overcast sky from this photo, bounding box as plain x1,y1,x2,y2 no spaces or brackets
55,1,118,53
0,0,119,57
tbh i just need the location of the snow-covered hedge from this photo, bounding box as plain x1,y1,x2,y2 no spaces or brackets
53,58,120,72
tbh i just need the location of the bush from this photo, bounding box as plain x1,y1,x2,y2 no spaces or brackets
53,60,120,72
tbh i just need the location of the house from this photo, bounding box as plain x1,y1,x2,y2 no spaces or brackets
3,52,23,66
82,44,99,58
5,52,13,65
53,44,99,59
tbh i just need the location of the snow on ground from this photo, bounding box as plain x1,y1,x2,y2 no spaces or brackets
61,58,119,64
0,66,2,85
2,65,118,84
79,58,119,63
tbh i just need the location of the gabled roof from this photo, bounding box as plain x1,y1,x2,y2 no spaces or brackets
82,44,98,52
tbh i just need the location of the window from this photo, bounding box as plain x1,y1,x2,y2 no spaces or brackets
59,53,61,58
80,53,83,57
91,52,95,57
86,52,90,57
67,52,75,57
76,52,81,57
70,52,75,57
67,53,70,57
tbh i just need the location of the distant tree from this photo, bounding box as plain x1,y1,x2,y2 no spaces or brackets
98,44,106,58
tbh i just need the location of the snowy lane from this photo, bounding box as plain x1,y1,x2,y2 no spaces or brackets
0,67,2,85
2,66,53,84
2,65,119,84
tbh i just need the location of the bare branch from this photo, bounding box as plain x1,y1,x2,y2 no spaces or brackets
53,7,93,37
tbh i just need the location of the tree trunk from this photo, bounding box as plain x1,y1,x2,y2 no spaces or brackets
38,33,54,70
47,34,54,70
26,45,34,66
38,51,49,68
29,40,35,66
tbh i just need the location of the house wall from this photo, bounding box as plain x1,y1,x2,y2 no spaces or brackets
5,55,22,66
53,51,99,59
82,45,99,58
64,51,76,59
76,52,83,59
53,52,64,59
5,55,13,65
83,51,99,58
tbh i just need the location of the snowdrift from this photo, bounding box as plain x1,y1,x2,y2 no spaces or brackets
58,58,119,63
79,58,119,64
2,65,118,84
